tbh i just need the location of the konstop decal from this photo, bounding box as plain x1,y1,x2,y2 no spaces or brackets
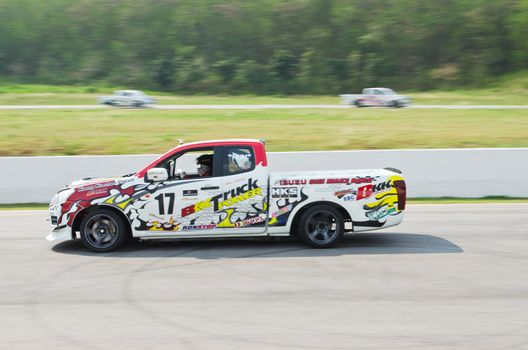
182,224,216,230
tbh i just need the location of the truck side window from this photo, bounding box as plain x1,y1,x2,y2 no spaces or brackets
159,148,215,179
223,146,255,175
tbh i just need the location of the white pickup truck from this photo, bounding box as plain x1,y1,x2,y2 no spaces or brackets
48,139,407,252
340,88,411,107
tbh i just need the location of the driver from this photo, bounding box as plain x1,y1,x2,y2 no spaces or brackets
196,154,213,177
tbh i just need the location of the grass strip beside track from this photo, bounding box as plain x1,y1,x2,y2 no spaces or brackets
0,91,528,106
3,76,528,105
1,108,528,156
2,197,527,210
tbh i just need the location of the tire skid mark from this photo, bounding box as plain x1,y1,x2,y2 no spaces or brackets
120,244,342,349
121,246,210,348
26,249,129,350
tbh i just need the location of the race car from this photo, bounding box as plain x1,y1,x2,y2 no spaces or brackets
340,88,411,107
97,90,156,107
48,139,407,252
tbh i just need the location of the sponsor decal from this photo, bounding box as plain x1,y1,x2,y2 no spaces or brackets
271,204,292,218
271,187,298,198
326,177,374,185
366,207,396,220
181,178,261,217
343,194,355,201
357,180,392,200
350,177,374,184
280,177,374,187
86,189,110,197
309,179,326,185
77,181,116,192
334,189,355,199
182,224,216,230
280,179,307,186
216,187,261,211
183,189,198,197
235,216,265,227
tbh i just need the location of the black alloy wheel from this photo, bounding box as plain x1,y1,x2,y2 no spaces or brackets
298,205,344,248
80,209,128,252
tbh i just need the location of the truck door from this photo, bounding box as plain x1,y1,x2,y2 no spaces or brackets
217,145,268,234
373,89,383,105
133,147,224,236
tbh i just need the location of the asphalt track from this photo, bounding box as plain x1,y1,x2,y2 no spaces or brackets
1,204,527,349
1,104,528,109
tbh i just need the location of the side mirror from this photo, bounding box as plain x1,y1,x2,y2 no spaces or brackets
146,168,168,182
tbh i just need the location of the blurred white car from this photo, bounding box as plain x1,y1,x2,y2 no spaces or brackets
98,90,156,107
340,88,411,108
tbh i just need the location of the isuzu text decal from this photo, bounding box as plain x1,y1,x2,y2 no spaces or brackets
279,177,374,186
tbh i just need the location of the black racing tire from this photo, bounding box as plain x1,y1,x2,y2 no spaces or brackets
297,205,344,248
80,208,128,252
355,100,364,107
133,101,144,108
388,100,398,108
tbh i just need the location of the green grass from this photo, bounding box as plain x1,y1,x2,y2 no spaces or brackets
2,197,526,210
1,90,528,105
1,108,527,156
409,71,528,105
2,72,528,105
0,203,49,210
0,92,339,105
0,84,338,105
408,91,528,105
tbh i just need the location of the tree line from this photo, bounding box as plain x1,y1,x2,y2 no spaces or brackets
1,0,527,94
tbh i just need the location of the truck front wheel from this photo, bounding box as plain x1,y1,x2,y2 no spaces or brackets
297,205,344,248
80,209,128,252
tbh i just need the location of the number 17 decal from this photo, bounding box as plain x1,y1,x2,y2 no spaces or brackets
155,193,175,215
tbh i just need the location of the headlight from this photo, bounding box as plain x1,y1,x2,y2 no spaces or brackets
50,188,74,210
49,189,74,227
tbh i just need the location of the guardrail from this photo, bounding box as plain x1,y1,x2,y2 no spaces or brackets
1,148,527,204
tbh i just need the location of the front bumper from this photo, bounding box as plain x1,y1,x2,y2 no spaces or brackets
46,226,72,242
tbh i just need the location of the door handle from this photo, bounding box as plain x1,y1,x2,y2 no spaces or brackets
201,186,219,190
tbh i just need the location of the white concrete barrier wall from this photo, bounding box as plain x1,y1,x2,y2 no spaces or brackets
0,148,527,203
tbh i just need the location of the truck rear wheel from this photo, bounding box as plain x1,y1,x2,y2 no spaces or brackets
80,209,128,252
297,205,344,248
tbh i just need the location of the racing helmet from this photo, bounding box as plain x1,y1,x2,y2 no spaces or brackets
196,154,213,176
